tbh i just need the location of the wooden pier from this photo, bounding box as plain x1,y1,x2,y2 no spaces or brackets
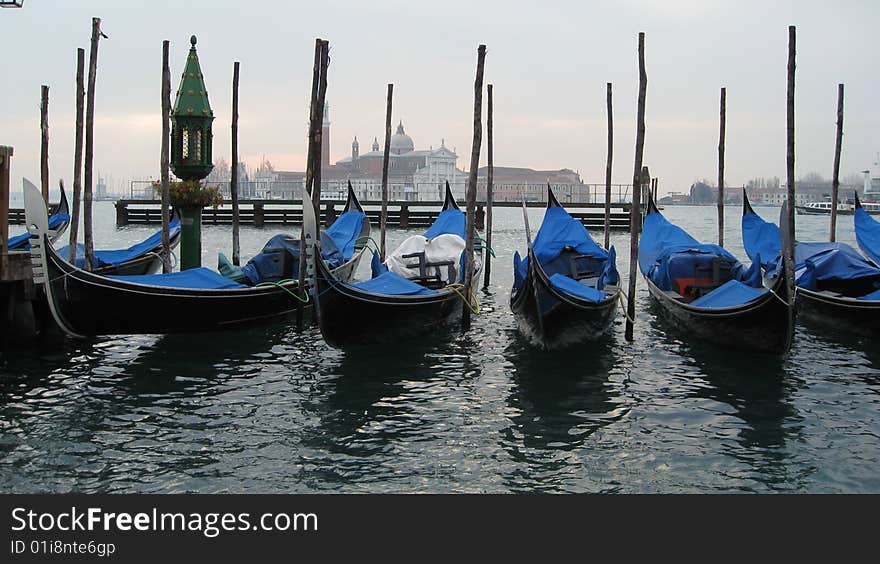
1,146,47,342
113,199,636,230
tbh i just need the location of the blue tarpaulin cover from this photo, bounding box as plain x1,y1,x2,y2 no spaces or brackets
57,221,181,268
794,242,880,290
855,206,880,267
742,211,782,270
513,205,617,291
640,210,756,291
352,271,438,295
243,232,343,285
742,208,880,291
689,279,767,308
108,267,247,289
859,288,880,301
326,210,366,260
548,273,606,302
370,249,388,278
639,209,762,308
8,212,70,250
423,208,466,239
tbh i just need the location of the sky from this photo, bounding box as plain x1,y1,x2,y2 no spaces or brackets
2,0,878,197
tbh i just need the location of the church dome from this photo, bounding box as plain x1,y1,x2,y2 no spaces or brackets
390,121,414,154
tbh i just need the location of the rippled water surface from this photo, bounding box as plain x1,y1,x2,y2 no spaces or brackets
1,202,878,493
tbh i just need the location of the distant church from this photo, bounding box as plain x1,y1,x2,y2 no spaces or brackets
320,110,464,200
228,102,590,201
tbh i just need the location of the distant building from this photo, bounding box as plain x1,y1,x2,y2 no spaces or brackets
476,167,588,202
321,121,465,201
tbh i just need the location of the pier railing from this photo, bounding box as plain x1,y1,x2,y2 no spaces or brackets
127,180,639,206
114,197,640,231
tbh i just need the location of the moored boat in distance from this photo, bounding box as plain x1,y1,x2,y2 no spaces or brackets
56,210,182,276
510,185,620,349
639,191,792,353
795,200,855,215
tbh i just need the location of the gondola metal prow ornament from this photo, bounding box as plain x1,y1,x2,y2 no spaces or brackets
521,191,532,248
24,181,49,285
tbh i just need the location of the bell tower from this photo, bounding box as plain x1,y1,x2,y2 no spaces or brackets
321,102,330,168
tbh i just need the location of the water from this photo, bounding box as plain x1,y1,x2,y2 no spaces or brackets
1,202,878,493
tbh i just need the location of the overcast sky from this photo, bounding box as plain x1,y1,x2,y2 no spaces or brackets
2,0,878,196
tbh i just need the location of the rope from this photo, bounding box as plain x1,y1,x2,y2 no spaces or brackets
617,289,637,324
255,279,310,303
446,283,480,315
474,237,496,258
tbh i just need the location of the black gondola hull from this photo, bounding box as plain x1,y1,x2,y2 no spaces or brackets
796,288,880,337
40,233,363,336
314,257,462,348
510,257,618,350
44,242,302,335
645,274,791,354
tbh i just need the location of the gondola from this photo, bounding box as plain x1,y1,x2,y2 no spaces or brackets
309,182,482,348
743,191,880,336
24,181,370,337
510,186,620,349
639,191,792,353
56,210,182,276
7,178,69,251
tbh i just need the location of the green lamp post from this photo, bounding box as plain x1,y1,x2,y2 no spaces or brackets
170,35,214,270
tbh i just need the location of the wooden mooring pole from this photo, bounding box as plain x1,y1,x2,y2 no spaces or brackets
83,17,105,272
0,147,11,279
462,44,486,329
784,25,797,334
299,38,326,318
718,86,726,247
380,84,393,261
69,48,85,263
312,40,329,214
482,83,494,289
625,32,647,343
604,82,613,250
160,40,172,273
231,61,241,265
304,39,322,203
40,85,50,204
830,83,844,242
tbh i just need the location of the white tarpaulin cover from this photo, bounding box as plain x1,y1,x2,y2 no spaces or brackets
386,234,468,283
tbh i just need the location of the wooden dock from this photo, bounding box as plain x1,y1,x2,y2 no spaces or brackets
113,199,636,230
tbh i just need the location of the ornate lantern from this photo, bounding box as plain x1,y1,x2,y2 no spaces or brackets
169,35,215,270
170,35,214,181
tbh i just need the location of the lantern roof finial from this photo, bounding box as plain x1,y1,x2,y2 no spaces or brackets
172,34,213,119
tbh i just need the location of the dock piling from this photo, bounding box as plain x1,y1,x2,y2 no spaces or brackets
231,61,241,265
40,85,49,204
462,44,486,328
625,32,648,343
604,82,613,251
718,86,726,247
783,25,797,344
69,48,85,263
380,84,393,261
160,39,171,273
482,83,494,290
830,83,844,242
83,17,104,272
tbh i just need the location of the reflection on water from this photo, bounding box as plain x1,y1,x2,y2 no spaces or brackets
1,204,879,492
500,337,627,492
